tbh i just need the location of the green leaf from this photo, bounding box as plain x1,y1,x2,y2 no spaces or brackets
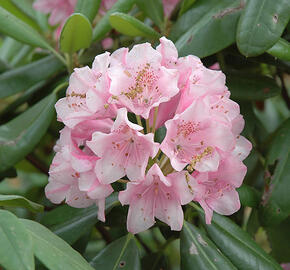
0,0,39,30
60,13,92,54
0,55,64,98
10,0,37,19
267,38,290,61
109,12,161,39
90,234,141,270
237,184,261,208
0,6,51,48
199,211,282,270
226,72,281,100
21,219,94,270
136,0,164,28
0,93,56,172
0,210,34,270
172,0,244,58
41,193,119,244
179,0,196,16
0,167,16,180
237,0,290,57
0,194,44,212
259,118,290,226
266,217,290,263
75,0,101,22
0,37,23,62
181,221,237,270
92,0,135,42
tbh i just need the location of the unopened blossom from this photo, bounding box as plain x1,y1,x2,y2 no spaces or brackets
191,154,247,224
108,43,179,119
87,108,159,184
55,52,116,128
161,99,235,172
119,164,193,234
163,0,180,17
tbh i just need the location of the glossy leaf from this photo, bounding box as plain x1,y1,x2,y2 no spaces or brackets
237,0,290,56
0,194,44,212
136,0,164,28
10,0,37,19
0,55,64,98
181,221,237,270
0,210,34,270
21,219,94,270
237,184,261,208
60,13,92,54
41,193,119,244
0,6,50,48
75,0,101,22
109,12,161,39
92,0,135,42
0,93,56,172
199,211,282,270
172,0,244,58
267,38,290,61
226,73,281,100
90,234,141,270
259,118,290,226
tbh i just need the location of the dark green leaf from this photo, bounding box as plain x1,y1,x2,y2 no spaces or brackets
21,219,94,270
136,0,164,28
0,55,64,98
90,234,141,270
0,37,22,62
179,0,196,16
181,221,237,270
259,118,290,226
199,211,282,270
226,73,281,100
267,38,290,61
60,13,92,54
41,193,119,244
92,0,135,42
0,6,51,48
109,12,161,39
0,167,16,180
237,184,261,208
0,93,56,172
172,0,243,58
0,194,44,212
75,0,101,22
237,0,290,56
154,126,166,143
0,210,34,270
266,217,290,263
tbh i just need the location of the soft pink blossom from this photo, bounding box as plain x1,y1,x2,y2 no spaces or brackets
191,155,247,224
101,37,114,50
55,52,117,128
163,0,180,17
119,164,194,234
108,42,179,119
161,99,235,172
33,0,76,26
87,108,159,184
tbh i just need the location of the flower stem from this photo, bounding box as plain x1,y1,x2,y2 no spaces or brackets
151,106,159,134
146,118,150,133
117,179,129,184
136,115,144,134
53,82,69,95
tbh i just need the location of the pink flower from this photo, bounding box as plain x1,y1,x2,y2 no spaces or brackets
33,0,76,26
101,37,114,50
108,42,179,119
87,108,159,184
161,99,235,172
119,164,194,234
99,0,117,15
55,52,117,128
45,124,113,221
162,0,180,17
191,154,247,224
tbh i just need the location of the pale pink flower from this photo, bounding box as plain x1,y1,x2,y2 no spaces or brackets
209,62,220,70
108,42,179,119
45,125,113,221
191,155,247,224
87,108,159,184
55,52,117,128
119,164,193,234
101,37,114,50
33,0,76,26
161,99,235,172
163,0,180,17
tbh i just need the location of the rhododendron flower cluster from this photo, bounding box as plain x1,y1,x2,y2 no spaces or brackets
47,37,252,234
